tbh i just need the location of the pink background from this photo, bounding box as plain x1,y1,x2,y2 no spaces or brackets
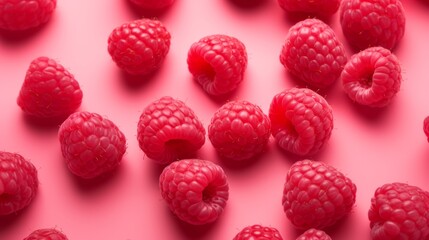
1,0,429,239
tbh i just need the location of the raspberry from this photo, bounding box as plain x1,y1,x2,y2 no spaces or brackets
17,57,83,119
0,151,38,216
0,0,56,31
280,19,347,88
129,0,175,9
208,100,271,161
269,88,333,156
187,34,248,96
424,116,429,142
296,228,332,240
369,183,429,240
233,224,283,240
282,160,357,229
23,228,68,240
108,18,171,75
340,0,406,51
341,47,402,108
137,96,206,165
277,0,340,16
159,159,229,225
58,111,127,179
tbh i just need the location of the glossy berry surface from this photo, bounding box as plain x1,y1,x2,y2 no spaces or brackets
296,228,332,240
233,224,283,240
23,228,68,240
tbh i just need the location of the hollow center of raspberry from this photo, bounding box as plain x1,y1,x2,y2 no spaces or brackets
165,139,194,157
192,57,216,81
202,184,217,203
358,67,375,88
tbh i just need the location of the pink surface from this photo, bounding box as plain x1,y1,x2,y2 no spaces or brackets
1,0,429,239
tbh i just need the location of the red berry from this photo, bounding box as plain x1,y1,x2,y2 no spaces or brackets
58,111,127,179
208,100,271,161
341,47,402,108
269,88,333,156
0,0,56,31
296,228,332,240
129,0,175,9
282,160,356,229
369,183,429,240
159,159,229,225
340,0,406,51
108,18,171,75
424,116,429,142
137,96,206,165
0,151,38,216
17,57,83,119
277,0,340,16
24,228,68,240
233,224,283,240
280,19,347,88
187,34,248,95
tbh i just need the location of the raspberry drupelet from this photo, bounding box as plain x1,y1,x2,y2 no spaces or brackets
23,228,68,240
233,224,283,240
423,116,429,142
296,228,332,240
187,34,248,96
159,159,229,225
277,0,341,17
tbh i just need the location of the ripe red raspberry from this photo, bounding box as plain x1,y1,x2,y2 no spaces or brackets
296,228,332,240
340,0,406,51
208,100,271,161
129,0,175,9
58,111,127,179
0,0,56,31
282,160,357,229
108,18,171,75
277,0,340,16
24,228,68,240
280,19,347,88
424,116,429,142
369,183,429,240
137,96,206,165
17,57,83,119
187,34,248,96
159,159,229,225
233,224,283,240
269,88,333,156
0,151,38,216
341,47,402,108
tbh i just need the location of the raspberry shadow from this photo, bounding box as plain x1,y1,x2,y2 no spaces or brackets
0,15,55,45
226,0,269,10
124,0,176,18
282,11,335,26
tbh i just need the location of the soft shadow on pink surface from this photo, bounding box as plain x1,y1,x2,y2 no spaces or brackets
0,194,39,231
226,0,269,10
215,143,272,171
282,70,340,98
21,114,65,132
0,16,55,45
118,69,161,91
342,93,395,124
123,0,177,19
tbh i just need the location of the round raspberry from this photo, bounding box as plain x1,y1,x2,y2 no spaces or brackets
341,47,402,108
17,57,83,119
282,160,357,230
340,0,406,51
108,18,171,75
368,183,429,240
159,159,229,225
129,0,175,9
137,96,206,165
58,111,127,179
187,34,248,96
0,151,38,216
208,100,271,161
423,116,429,142
0,0,56,31
296,228,332,240
24,228,68,240
280,19,347,88
233,224,283,240
269,88,333,156
277,0,340,16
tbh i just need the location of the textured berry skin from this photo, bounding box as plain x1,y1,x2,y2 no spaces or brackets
108,18,171,75
159,159,229,225
296,228,332,240
129,0,175,9
424,116,429,142
269,88,333,156
17,57,83,119
280,19,347,88
187,34,247,95
282,160,357,230
277,0,340,16
58,111,127,179
340,0,406,51
0,151,38,216
341,47,402,108
137,96,206,165
24,228,68,240
368,183,429,240
233,224,283,240
208,100,271,161
0,0,56,31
